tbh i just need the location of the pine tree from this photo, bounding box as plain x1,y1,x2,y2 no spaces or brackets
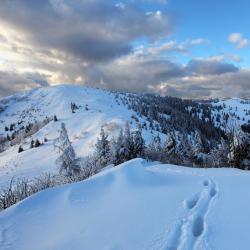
110,128,126,165
6,134,10,141
54,123,80,176
163,133,180,164
124,122,133,160
146,134,163,161
18,146,24,153
132,127,145,158
95,128,111,167
34,139,41,148
30,139,34,148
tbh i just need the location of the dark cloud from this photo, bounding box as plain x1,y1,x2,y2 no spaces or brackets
0,0,174,62
83,54,242,96
0,71,48,97
84,54,185,93
186,59,239,75
159,84,214,99
0,0,249,99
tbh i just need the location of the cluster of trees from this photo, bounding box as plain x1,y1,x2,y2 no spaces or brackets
54,122,145,177
95,123,145,166
116,93,226,154
54,117,250,179
70,102,79,113
113,92,250,169
0,136,7,153
2,118,250,211
0,115,59,154
18,138,44,153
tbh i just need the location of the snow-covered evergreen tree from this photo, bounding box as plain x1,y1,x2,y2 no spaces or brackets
162,133,181,164
132,126,145,158
188,131,203,166
95,127,111,167
145,134,163,161
209,139,229,167
124,122,133,160
110,129,126,165
54,123,80,176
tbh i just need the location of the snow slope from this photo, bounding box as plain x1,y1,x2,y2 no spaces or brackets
0,85,163,188
1,85,250,189
1,158,250,250
211,98,250,126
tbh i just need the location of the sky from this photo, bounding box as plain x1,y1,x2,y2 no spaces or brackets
0,0,249,99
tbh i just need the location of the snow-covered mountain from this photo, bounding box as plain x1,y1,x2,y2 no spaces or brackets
1,158,250,250
1,85,250,249
0,85,164,188
211,98,250,127
1,85,250,189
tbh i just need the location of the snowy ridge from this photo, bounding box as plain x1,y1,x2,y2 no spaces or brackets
1,85,250,188
211,98,250,126
1,159,250,250
0,85,164,188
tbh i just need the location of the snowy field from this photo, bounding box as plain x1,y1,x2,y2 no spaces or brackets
1,158,250,250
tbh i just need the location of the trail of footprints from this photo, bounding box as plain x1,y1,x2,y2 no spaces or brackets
165,178,218,250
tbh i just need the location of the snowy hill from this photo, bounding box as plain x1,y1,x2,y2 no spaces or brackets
211,98,250,126
1,158,250,250
1,85,250,188
0,85,163,188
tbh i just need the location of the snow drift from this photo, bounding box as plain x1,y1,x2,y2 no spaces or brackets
1,159,250,250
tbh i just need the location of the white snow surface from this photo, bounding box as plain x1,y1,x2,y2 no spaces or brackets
1,158,250,250
211,98,250,126
0,85,164,188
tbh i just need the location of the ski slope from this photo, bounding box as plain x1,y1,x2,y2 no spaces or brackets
1,158,250,250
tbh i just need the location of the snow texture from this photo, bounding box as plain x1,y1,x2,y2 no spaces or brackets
1,159,250,250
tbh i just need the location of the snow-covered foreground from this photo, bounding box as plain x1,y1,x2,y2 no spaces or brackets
1,158,250,250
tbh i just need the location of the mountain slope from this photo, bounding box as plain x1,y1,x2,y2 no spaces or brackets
0,85,164,188
1,85,250,188
1,159,250,250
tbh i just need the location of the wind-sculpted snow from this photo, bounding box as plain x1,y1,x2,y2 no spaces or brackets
1,159,250,250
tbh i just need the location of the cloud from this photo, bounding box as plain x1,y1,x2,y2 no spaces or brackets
186,59,239,75
165,70,250,99
0,0,174,62
0,70,48,97
84,53,185,93
146,38,210,56
228,33,249,49
190,38,210,46
0,1,249,100
83,51,242,98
